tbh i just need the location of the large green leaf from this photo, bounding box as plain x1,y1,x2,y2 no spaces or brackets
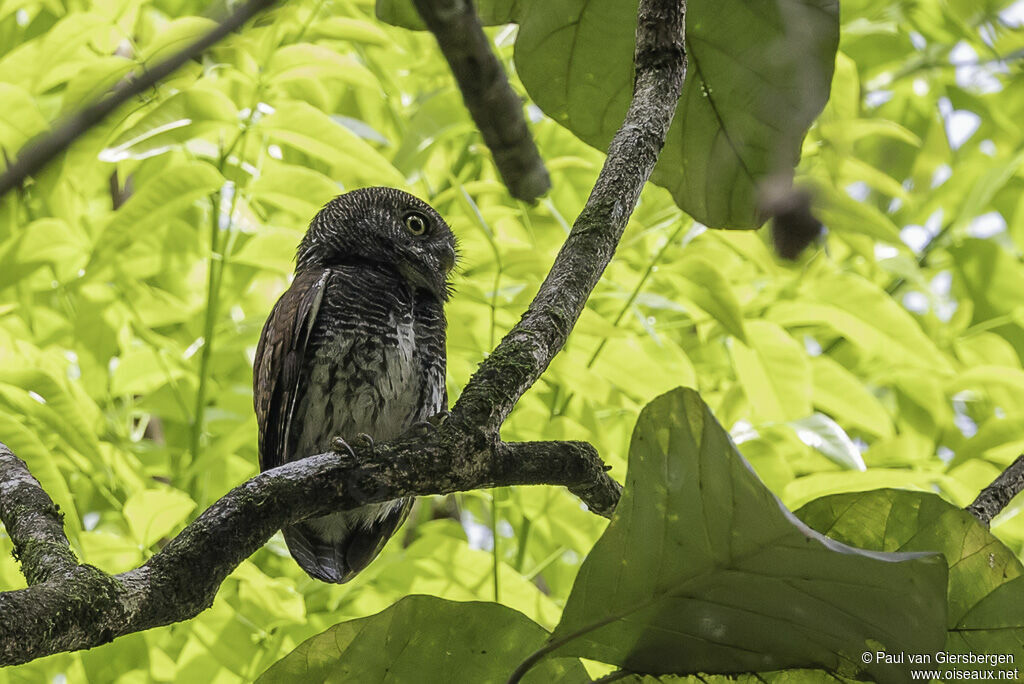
257,595,587,683
514,0,839,228
529,388,946,681
810,356,894,439
377,0,838,228
123,488,196,549
797,490,1024,668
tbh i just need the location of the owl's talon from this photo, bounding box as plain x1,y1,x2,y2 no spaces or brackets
408,420,434,438
354,433,375,450
331,436,356,460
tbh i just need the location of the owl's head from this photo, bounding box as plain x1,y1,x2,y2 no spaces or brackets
297,187,458,301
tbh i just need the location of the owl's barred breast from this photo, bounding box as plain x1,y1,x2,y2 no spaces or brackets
289,266,445,536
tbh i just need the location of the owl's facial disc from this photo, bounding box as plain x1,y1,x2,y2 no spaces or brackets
297,188,456,301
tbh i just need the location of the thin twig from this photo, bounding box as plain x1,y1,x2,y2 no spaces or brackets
412,0,550,202
0,0,278,199
966,453,1024,527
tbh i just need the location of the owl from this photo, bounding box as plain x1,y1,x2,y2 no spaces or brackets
253,187,456,583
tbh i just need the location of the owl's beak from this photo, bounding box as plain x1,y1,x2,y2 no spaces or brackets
440,245,456,274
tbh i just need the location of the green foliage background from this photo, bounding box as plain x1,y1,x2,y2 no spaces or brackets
0,0,1022,680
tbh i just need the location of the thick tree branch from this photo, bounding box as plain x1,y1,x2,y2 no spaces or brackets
450,0,687,433
966,453,1024,527
0,0,277,200
412,0,550,202
0,435,613,665
0,444,78,585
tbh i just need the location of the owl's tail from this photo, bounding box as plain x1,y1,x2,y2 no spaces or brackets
282,499,412,583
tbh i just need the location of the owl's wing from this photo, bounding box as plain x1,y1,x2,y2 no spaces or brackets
253,268,330,471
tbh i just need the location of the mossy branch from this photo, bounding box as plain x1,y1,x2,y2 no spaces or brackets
0,434,616,665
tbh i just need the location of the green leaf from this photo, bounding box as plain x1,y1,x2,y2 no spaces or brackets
99,88,238,162
0,83,48,151
257,102,404,185
514,0,839,228
248,163,340,220
673,256,747,342
536,388,947,681
266,44,379,91
797,490,1024,666
90,160,224,265
950,240,1024,326
140,17,217,62
948,366,1024,415
60,56,134,113
952,415,1024,465
124,488,196,548
230,227,304,275
0,368,102,465
365,533,563,629
770,273,952,372
257,595,587,683
789,413,866,471
811,181,904,244
811,356,894,438
0,414,80,539
0,218,89,287
306,17,391,45
730,320,811,422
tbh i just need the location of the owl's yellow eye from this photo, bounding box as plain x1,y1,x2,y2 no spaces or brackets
404,212,429,236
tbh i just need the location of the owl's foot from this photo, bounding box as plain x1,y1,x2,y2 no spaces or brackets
353,433,375,451
408,411,450,439
330,436,356,461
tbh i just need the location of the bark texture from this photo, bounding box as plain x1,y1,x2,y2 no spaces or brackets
966,453,1024,527
0,437,613,665
412,0,550,202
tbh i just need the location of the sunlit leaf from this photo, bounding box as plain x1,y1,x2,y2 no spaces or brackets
730,320,811,422
257,102,404,185
100,88,238,162
810,356,894,439
90,161,225,265
124,488,196,548
789,412,866,471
